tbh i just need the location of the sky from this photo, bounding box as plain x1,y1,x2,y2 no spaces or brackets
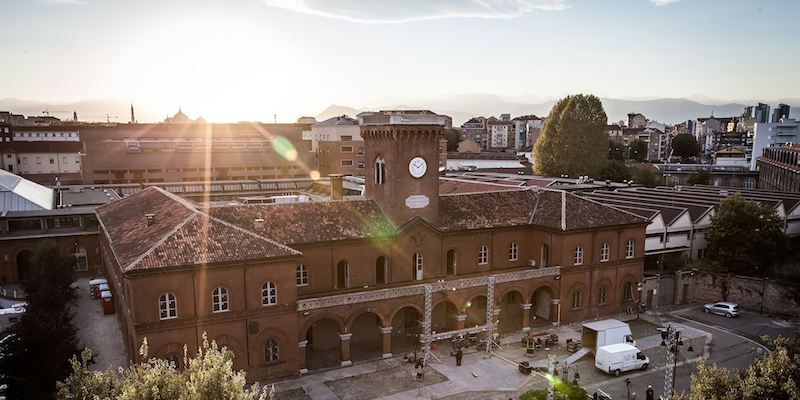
1,0,799,122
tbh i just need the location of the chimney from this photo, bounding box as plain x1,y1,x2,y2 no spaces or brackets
145,213,155,227
253,218,265,230
330,174,343,201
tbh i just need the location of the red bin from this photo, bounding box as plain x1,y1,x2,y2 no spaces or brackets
101,290,114,314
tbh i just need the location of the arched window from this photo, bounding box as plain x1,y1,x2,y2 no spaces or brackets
296,264,308,287
414,252,423,280
261,282,277,306
336,260,348,288
264,339,279,362
574,246,583,266
211,287,228,313
159,293,177,320
375,256,387,284
623,282,634,301
446,249,457,275
598,286,608,305
508,242,519,261
540,244,549,268
478,245,489,265
626,240,635,259
600,242,610,262
374,155,386,185
571,290,582,309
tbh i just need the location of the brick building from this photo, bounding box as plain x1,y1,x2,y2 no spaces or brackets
96,122,647,381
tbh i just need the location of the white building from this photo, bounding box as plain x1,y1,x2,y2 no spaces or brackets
751,118,800,170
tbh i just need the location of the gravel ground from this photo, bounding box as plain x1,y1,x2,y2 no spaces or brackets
324,364,448,400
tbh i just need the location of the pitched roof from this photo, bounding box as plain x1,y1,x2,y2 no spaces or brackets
96,187,298,272
208,200,396,245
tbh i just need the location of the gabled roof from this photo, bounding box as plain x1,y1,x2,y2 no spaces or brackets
96,187,299,273
0,169,54,211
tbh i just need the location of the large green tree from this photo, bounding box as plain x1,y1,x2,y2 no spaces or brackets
444,128,461,152
705,194,788,276
671,133,699,159
0,241,81,399
533,94,608,177
628,139,648,162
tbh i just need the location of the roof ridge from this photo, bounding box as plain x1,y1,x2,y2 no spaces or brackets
205,212,302,256
125,211,198,271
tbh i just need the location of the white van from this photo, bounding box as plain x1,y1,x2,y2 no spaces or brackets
595,343,649,376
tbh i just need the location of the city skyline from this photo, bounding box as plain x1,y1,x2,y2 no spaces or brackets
2,0,799,122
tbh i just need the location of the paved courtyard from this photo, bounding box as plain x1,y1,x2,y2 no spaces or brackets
72,277,128,370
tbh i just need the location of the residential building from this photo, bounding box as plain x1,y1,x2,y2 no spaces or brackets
751,118,800,170
757,144,800,192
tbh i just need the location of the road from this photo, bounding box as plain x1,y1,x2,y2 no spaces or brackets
585,305,798,400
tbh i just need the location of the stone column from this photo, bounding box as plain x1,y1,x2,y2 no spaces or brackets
298,340,308,375
380,327,393,358
521,303,532,332
551,299,561,326
455,314,467,330
339,333,352,367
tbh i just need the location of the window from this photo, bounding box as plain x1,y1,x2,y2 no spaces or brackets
574,246,583,265
212,287,229,313
478,245,489,265
508,242,519,261
571,290,582,309
264,339,279,362
261,282,277,306
625,240,635,259
159,293,177,320
600,242,610,262
296,264,308,287
374,156,386,185
623,282,633,301
540,244,549,268
598,286,608,305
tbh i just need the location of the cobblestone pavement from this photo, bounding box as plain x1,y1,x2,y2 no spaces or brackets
72,278,128,370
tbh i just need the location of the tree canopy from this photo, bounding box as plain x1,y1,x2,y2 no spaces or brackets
533,94,608,177
443,128,461,152
0,241,81,399
629,139,648,162
671,133,699,159
705,194,788,276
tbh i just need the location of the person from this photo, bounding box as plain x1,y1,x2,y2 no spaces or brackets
646,385,654,400
455,348,463,366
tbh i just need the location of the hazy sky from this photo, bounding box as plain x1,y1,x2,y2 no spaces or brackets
2,0,799,121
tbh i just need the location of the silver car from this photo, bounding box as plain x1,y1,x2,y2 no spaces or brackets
703,301,739,318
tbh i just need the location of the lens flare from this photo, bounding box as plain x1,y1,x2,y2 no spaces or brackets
272,136,298,161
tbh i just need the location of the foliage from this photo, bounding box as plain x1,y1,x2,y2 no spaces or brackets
628,139,648,162
671,133,699,159
533,94,608,177
633,168,659,188
58,333,270,400
444,128,461,152
599,160,631,182
608,140,625,161
686,170,711,185
0,240,81,399
705,194,788,276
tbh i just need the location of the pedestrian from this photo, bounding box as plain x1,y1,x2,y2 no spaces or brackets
455,348,463,366
646,385,654,400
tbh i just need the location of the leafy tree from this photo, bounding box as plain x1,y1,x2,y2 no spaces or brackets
58,334,271,400
608,140,625,161
633,168,659,188
599,160,631,182
533,94,608,177
0,240,81,399
686,170,711,185
671,133,699,159
705,194,788,276
628,139,648,162
444,128,461,152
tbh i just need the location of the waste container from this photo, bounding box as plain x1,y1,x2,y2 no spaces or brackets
101,290,114,314
97,283,110,300
89,278,107,299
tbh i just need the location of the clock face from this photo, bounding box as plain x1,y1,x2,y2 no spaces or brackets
408,156,427,178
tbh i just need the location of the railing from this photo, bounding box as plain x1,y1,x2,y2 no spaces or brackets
296,266,561,311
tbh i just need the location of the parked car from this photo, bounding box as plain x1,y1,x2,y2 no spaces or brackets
703,301,739,317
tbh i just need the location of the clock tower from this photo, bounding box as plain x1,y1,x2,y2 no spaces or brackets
362,124,443,226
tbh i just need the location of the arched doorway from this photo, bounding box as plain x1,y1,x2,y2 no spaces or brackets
305,318,341,370
391,306,421,355
431,301,458,333
498,290,524,334
530,286,554,328
464,295,487,328
16,250,34,282
349,312,382,362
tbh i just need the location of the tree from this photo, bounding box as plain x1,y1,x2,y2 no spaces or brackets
58,334,270,400
629,139,648,162
0,240,81,399
686,170,711,185
705,194,788,276
533,94,608,177
599,160,631,182
671,133,699,160
608,140,625,161
444,128,461,152
633,168,659,188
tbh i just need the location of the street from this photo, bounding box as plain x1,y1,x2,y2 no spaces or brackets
586,305,798,399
